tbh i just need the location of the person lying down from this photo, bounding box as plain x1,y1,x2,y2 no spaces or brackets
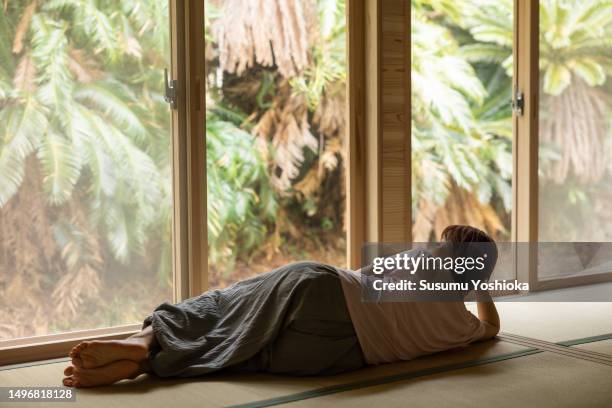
62,224,501,388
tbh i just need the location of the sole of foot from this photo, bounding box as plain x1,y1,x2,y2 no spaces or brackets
63,360,141,388
69,339,148,369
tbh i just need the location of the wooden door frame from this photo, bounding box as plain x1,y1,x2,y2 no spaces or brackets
0,0,374,365
512,0,539,290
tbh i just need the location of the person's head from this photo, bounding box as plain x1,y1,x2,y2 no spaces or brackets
440,224,498,282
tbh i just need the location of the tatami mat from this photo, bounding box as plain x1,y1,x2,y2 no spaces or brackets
466,302,612,342
284,352,612,408
575,339,612,355
0,340,528,408
2,302,612,408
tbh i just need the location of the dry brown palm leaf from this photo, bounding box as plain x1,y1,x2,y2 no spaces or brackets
13,52,36,92
0,158,53,307
272,207,301,246
221,70,265,102
12,0,37,54
51,264,101,320
313,89,346,138
49,195,104,320
254,90,318,192
0,304,47,339
540,78,609,184
293,166,321,198
313,91,346,177
433,185,505,239
319,136,342,174
67,49,103,83
211,0,313,77
413,184,506,241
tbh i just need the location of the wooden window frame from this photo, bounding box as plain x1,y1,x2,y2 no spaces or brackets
5,0,610,367
512,0,539,290
514,0,612,291
401,0,611,292
0,0,202,366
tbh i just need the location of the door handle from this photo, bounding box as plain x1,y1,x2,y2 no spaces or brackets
511,90,524,116
164,68,177,110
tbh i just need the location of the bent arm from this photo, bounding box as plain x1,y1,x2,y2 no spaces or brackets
475,290,500,340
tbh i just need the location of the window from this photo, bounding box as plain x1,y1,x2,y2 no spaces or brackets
409,0,612,288
411,0,514,244
0,2,173,340
0,0,361,364
537,0,612,281
204,0,349,288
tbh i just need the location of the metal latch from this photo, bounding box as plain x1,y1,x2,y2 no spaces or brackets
511,90,524,116
164,68,177,110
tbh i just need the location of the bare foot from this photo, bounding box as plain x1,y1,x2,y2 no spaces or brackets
69,339,148,369
62,360,141,388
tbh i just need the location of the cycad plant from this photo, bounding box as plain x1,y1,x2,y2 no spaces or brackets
412,0,612,241
453,0,612,240
0,1,173,338
457,0,612,183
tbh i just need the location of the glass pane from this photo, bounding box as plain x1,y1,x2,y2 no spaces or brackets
411,0,514,244
537,0,612,279
0,2,173,339
205,0,348,288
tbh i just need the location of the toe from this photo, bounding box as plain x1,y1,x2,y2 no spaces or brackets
72,356,83,368
64,366,74,376
76,342,88,351
69,342,85,357
63,377,74,387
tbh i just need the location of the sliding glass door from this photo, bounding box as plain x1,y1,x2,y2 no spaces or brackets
203,0,349,288
410,0,612,291
411,0,514,244
0,2,174,340
536,0,612,283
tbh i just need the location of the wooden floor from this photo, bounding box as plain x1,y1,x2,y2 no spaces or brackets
1,303,611,408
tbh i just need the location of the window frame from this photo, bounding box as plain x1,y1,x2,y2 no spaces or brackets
4,0,611,367
0,0,370,366
0,0,193,366
513,0,612,291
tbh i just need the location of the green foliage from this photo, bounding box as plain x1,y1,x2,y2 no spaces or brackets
206,114,277,271
0,1,172,278
412,0,611,240
540,0,612,95
411,1,513,226
2,0,610,281
0,97,47,206
290,0,347,109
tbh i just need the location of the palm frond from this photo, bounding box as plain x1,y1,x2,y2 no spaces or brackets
37,132,81,205
45,0,120,61
74,81,148,144
0,98,47,206
30,13,73,110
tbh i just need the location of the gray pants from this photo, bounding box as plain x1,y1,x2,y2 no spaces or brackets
144,261,365,377
230,267,365,376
